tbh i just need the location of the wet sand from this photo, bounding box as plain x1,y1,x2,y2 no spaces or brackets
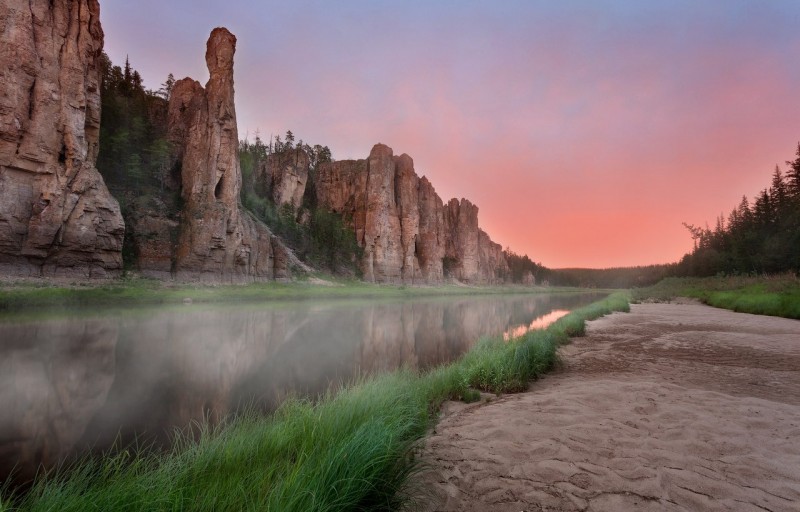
421,301,800,511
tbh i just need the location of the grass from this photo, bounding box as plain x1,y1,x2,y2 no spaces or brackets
632,274,800,319
1,292,630,512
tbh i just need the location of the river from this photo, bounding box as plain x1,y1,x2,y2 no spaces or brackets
0,291,604,486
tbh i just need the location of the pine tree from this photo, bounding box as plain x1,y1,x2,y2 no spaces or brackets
753,189,772,227
123,56,132,84
769,166,789,223
786,142,800,198
158,73,176,100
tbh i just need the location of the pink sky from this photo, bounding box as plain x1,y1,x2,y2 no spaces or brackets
101,1,800,268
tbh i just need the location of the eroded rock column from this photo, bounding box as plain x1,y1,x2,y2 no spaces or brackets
168,28,295,282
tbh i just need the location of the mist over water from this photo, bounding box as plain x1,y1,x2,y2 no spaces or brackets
0,292,604,486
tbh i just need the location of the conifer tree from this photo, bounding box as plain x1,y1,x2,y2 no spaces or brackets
786,142,800,198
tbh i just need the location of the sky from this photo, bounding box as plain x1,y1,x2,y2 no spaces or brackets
101,0,800,268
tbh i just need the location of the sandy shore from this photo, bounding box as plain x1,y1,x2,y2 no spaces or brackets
420,301,800,511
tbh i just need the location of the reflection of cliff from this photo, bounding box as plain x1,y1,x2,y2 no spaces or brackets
0,293,604,486
356,293,604,373
82,306,306,450
237,294,606,398
0,320,117,485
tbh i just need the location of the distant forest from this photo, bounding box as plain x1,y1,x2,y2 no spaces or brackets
678,145,800,276
547,145,800,287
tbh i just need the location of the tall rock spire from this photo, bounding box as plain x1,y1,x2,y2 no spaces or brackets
168,27,298,282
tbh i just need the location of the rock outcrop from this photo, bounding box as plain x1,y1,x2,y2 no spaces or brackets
256,148,309,215
165,28,298,282
316,143,508,284
125,195,179,277
0,0,124,277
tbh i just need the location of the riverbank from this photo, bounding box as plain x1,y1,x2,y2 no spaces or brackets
421,300,800,511
633,274,800,319
0,293,629,511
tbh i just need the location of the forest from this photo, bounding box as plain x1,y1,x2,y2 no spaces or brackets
677,146,800,276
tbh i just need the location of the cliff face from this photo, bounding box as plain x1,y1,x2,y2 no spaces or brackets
256,148,309,215
0,0,124,277
164,28,297,282
316,143,508,284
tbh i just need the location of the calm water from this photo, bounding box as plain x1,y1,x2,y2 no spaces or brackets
0,291,604,485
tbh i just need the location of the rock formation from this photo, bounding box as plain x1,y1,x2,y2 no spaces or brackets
165,28,299,282
316,143,508,284
125,195,179,277
256,148,309,215
0,0,124,277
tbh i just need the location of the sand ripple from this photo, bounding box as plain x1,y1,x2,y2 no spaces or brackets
421,302,800,511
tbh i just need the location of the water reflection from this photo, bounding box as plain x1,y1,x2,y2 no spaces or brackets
0,292,603,485
503,310,570,339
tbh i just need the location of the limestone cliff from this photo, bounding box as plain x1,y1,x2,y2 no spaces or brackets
166,28,298,282
316,143,508,284
0,0,124,277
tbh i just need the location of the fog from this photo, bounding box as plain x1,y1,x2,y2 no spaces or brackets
0,292,604,485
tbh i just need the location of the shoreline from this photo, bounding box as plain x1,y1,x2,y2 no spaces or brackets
0,277,608,315
421,300,800,511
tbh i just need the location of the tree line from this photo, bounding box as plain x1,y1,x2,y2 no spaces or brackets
678,143,800,276
96,54,173,197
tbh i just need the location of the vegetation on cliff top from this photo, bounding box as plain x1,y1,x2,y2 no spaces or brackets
97,54,173,196
239,134,363,275
0,293,629,512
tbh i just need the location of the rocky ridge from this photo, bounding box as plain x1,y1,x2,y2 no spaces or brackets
0,0,509,284
315,144,508,284
0,0,124,277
